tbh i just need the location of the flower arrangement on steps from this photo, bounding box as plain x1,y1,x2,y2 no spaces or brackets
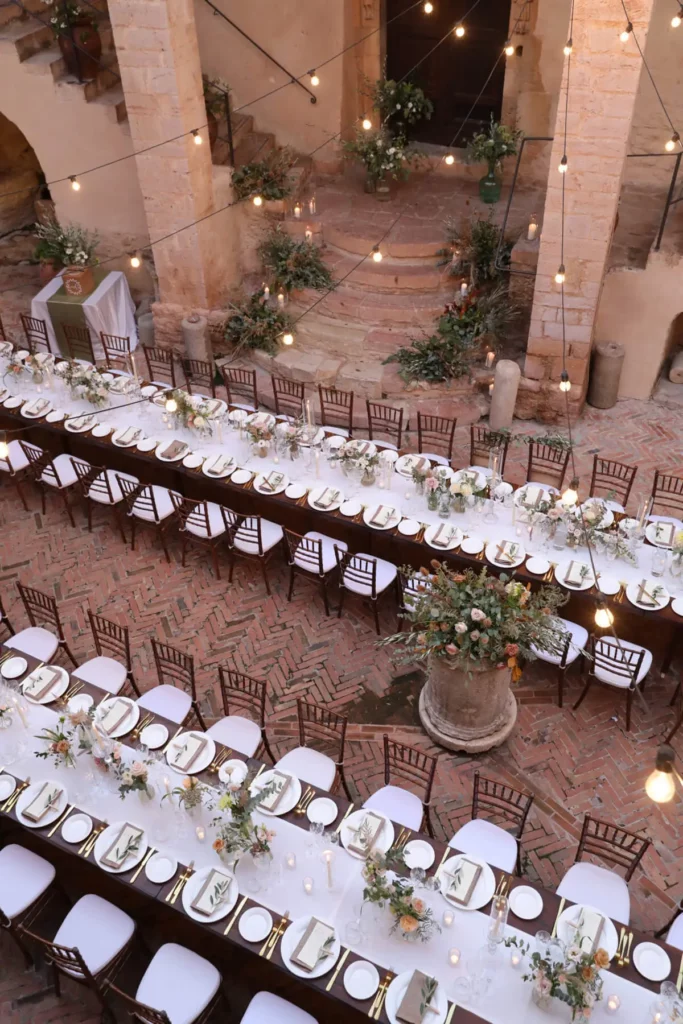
257,227,334,295
34,217,99,297
41,0,102,80
202,75,230,148
231,147,296,202
222,289,293,357
437,213,512,288
465,116,523,204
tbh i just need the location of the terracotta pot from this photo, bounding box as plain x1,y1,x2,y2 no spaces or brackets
62,265,95,297
207,111,219,149
419,657,517,753
39,258,60,286
58,19,102,81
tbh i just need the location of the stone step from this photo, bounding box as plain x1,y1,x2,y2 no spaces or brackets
0,17,54,61
234,129,275,167
0,0,44,29
322,219,443,260
20,45,66,79
295,282,453,327
82,56,120,102
322,244,446,294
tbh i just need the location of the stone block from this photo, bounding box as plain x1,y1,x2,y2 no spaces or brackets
526,337,563,358
524,355,549,381
336,361,384,399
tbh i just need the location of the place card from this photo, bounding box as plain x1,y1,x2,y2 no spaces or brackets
190,869,232,916
22,666,62,701
397,970,437,1024
521,486,543,509
431,524,453,548
161,439,187,460
315,488,339,510
654,522,675,546
636,579,658,607
100,699,133,736
575,907,604,954
563,560,590,587
260,471,284,493
100,823,143,869
257,770,291,812
445,857,482,907
370,505,392,527
290,917,335,972
494,540,518,565
22,781,62,823
347,811,385,856
172,734,208,772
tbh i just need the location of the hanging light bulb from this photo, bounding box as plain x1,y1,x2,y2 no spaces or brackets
444,153,455,165
559,370,572,393
0,431,8,460
371,245,383,263
252,195,263,207
673,7,683,27
555,264,566,285
455,23,465,37
423,1,433,11
558,155,568,174
665,131,681,152
130,252,141,269
282,332,295,346
620,21,633,42
594,604,614,629
192,129,202,145
70,175,80,192
362,116,372,131
165,396,178,414
645,745,680,803
504,40,515,57
309,70,320,87
561,476,579,506
563,38,573,55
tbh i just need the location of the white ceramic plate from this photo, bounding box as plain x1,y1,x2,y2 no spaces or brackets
363,504,400,531
91,423,113,438
183,453,204,469
626,579,670,611
137,438,158,453
218,759,248,785
112,426,143,448
485,540,526,569
385,972,447,1024
341,809,395,860
146,852,177,884
97,696,139,738
395,454,432,479
509,885,544,921
646,521,679,549
397,519,421,537
64,414,96,433
307,797,338,826
94,821,148,874
378,448,398,464
555,560,596,592
285,482,307,500
597,574,621,596
250,770,301,816
461,535,484,555
62,812,92,844
254,472,289,495
3,395,23,409
68,693,94,713
22,399,52,419
339,499,362,518
246,411,276,431
308,485,344,512
156,440,190,463
514,485,552,509
403,839,435,870
673,597,683,617
231,469,252,485
558,904,618,959
238,906,273,943
228,408,248,424
139,723,169,749
525,556,550,575
452,468,486,491
141,385,158,398
46,409,66,423
344,961,380,1000
202,454,235,478
425,523,462,551
632,941,671,982
22,667,69,703
166,731,216,775
440,854,496,911
344,439,377,458
181,865,238,922
325,435,345,450
16,780,68,829
101,372,114,382
1,656,27,679
0,775,17,801
280,914,341,979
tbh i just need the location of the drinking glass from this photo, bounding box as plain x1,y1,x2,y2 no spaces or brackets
651,549,668,578
344,901,366,945
410,866,426,889
553,523,567,551
670,556,683,596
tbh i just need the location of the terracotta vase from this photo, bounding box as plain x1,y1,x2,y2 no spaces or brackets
62,265,95,297
58,19,102,80
419,657,517,753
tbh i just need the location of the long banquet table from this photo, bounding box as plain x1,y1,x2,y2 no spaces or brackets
1,646,681,1023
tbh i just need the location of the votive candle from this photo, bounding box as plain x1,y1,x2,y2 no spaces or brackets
294,203,302,219
263,284,270,300
303,876,314,895
485,351,495,368
489,383,494,396
285,852,297,870
448,948,461,967
442,910,454,928
527,216,538,241
510,950,522,969
305,228,313,242
277,292,285,309
195,826,206,843
308,196,316,215
606,994,620,1015
460,281,468,297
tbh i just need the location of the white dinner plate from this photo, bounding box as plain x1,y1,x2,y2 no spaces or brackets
183,452,204,469
403,839,435,870
339,499,362,518
112,426,143,447
672,597,683,617
440,854,496,911
558,903,619,959
181,865,238,922
597,574,621,596
646,520,681,549
280,914,341,979
146,852,177,884
525,556,550,575
425,523,462,551
22,667,69,703
245,411,275,430
306,797,338,827
231,469,252,485
385,971,448,1024
485,540,526,569
91,423,113,438
0,775,17,801
238,906,273,943
64,414,95,433
626,580,670,611
378,448,398,464
555,560,596,592
254,472,289,495
308,485,344,512
250,770,301,816
460,535,484,555
97,696,139,738
395,454,432,479
94,821,148,874
101,372,114,382
156,440,190,463
62,812,92,844
166,731,216,775
139,723,169,749
137,438,158,453
3,395,23,409
202,454,235,478
397,519,421,537
632,941,671,982
577,498,614,530
141,385,158,398
228,408,248,424
285,482,307,500
325,435,345,450
514,485,552,509
16,780,68,829
509,885,544,920
1,656,27,679
68,693,94,713
344,961,380,1000
363,504,400,531
340,809,395,860
218,759,248,785
21,399,52,419
46,409,66,423
109,376,136,395
344,439,377,458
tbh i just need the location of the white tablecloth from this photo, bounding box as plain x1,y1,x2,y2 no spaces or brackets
31,271,138,360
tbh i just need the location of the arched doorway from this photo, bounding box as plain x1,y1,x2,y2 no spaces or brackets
0,112,43,236
385,0,512,146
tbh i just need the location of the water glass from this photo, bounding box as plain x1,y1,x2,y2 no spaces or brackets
410,866,426,888
553,523,568,551
651,549,668,578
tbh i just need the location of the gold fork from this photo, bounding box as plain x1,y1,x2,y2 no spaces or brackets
265,911,289,961
3,777,30,813
369,972,392,1018
374,973,392,1020
294,787,315,816
132,713,154,742
81,821,107,857
170,861,195,906
209,748,230,774
58,682,83,706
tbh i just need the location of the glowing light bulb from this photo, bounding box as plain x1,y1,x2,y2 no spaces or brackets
371,246,383,263
192,130,202,145
646,767,676,803
309,71,319,87
504,41,515,56
455,23,465,37
564,38,573,55
282,332,294,346
620,22,633,42
423,1,433,11
445,153,455,165
252,195,263,207
673,12,682,27
666,132,681,152
0,433,8,460
555,265,566,285
561,482,579,506
559,371,572,393
165,397,178,414
362,117,372,131
70,176,80,192
130,253,141,269
559,155,568,173
595,606,614,629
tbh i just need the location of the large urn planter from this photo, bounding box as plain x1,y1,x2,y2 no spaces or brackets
419,657,517,753
58,20,102,81
62,265,95,297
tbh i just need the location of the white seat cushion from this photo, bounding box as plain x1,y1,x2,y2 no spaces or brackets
364,785,423,831
0,439,32,473
469,465,493,478
531,617,588,667
323,425,350,437
6,626,58,661
88,470,138,505
557,862,630,924
374,440,398,451
419,452,449,466
276,746,336,792
233,518,283,555
137,684,192,724
231,402,256,413
343,553,397,597
72,655,127,695
132,485,175,523
0,843,55,919
294,532,347,575
448,819,518,874
54,894,135,976
41,453,87,489
603,499,625,513
136,943,221,1024
207,714,261,757
241,991,318,1024
667,913,683,951
594,638,652,689
184,501,226,540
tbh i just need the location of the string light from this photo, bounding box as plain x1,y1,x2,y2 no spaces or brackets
504,40,515,56
454,23,465,37
595,604,614,629
645,746,681,803
563,38,573,55
165,396,178,414
69,176,80,192
371,245,383,263
423,1,433,11
444,153,455,165
559,370,571,392
558,155,568,173
129,252,141,269
362,116,372,131
555,264,566,284
561,477,579,506
252,195,263,207
620,21,633,41
665,131,681,152
192,130,202,145
309,71,320,87
672,6,682,27
0,432,8,460
282,332,295,346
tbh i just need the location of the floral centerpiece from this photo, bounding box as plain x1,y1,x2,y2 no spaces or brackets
210,771,276,866
114,758,153,800
330,442,379,483
35,717,76,768
465,116,522,203
275,418,316,459
362,850,440,942
0,702,13,728
167,390,213,436
57,360,111,406
163,775,207,813
505,936,610,1019
35,217,99,296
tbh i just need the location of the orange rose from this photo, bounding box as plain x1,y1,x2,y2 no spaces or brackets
399,914,419,933
212,838,225,853
182,777,193,790
580,965,594,982
411,897,425,914
593,948,610,970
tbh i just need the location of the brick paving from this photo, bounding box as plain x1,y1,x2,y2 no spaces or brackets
1,395,683,1019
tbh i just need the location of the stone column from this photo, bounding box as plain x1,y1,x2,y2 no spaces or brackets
108,0,240,339
522,0,655,421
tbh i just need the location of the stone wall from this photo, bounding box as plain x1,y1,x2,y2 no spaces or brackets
0,112,40,234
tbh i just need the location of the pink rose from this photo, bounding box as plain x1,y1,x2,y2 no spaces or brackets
505,643,519,657
131,761,147,777
483,617,492,628
455,622,467,634
445,643,458,655
470,608,485,621
470,630,480,640
480,635,489,645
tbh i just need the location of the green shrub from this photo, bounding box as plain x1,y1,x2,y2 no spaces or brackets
437,214,511,286
223,290,292,355
231,148,295,201
258,227,333,293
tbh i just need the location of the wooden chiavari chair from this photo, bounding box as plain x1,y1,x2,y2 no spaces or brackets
416,412,456,465
318,384,354,436
72,609,140,697
63,323,95,363
20,313,50,354
364,734,437,835
9,581,78,666
104,947,224,1024
0,593,15,637
589,456,637,511
366,400,404,449
223,366,257,410
469,424,510,476
448,770,534,874
21,443,88,528
222,508,284,594
275,698,352,799
651,470,683,519
100,331,132,372
396,569,431,632
170,494,226,579
0,313,6,341
182,358,216,397
530,616,588,707
335,547,397,634
526,441,570,491
573,634,652,731
117,477,177,563
272,375,304,419
135,637,207,730
73,460,138,543
283,528,347,615
208,667,275,761
143,346,177,387
0,843,56,968
0,437,41,511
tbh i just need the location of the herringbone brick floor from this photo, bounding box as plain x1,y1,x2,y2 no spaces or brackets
1,396,683,1021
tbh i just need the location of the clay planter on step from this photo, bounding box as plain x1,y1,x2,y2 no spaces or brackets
62,265,95,297
419,657,517,753
58,19,102,81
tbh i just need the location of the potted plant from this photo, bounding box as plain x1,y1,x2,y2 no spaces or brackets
35,217,99,296
257,227,334,295
381,565,567,751
202,75,229,149
363,71,433,142
342,128,421,196
465,117,523,204
437,214,512,288
222,289,293,356
42,0,102,80
231,147,296,202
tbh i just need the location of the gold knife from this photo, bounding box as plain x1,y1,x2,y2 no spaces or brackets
130,847,156,884
265,911,289,961
676,952,683,992
624,930,634,965
0,777,20,813
551,897,566,938
374,975,392,1021
170,862,194,905
616,926,626,966
326,947,351,991
4,778,30,813
77,824,98,856
47,803,74,838
259,919,279,956
253,764,266,783
83,821,107,857
335,803,354,834
224,894,248,936
165,865,189,904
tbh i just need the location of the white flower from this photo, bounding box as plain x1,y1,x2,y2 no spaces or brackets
407,102,413,109
194,415,206,428
395,103,401,110
460,483,473,497
470,608,485,622
387,147,395,155
376,140,383,148
455,622,467,634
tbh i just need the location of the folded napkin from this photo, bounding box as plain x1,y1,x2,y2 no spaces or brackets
172,734,208,772
459,471,478,486
22,781,62,823
347,811,385,856
100,823,143,869
431,524,453,548
250,412,271,428
260,471,284,493
69,414,93,431
494,540,518,565
636,578,658,607
257,770,291,812
521,486,543,509
190,869,232,916
207,454,232,476
351,441,369,455
575,907,604,954
370,505,392,528
405,455,428,473
100,698,133,736
204,399,222,418
290,917,335,972
564,560,589,587
397,971,438,1024
28,397,49,416
23,666,62,701
315,487,339,510
445,857,482,907
117,426,140,445
161,439,187,460
654,522,675,546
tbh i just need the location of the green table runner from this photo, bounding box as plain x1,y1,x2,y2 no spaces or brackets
46,268,107,358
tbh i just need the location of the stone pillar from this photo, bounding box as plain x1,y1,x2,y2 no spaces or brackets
108,0,239,336
490,360,521,430
523,0,655,422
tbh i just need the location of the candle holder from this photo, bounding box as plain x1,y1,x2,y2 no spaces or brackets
606,994,620,1015
195,825,206,843
510,949,523,970
285,852,297,870
487,893,509,952
303,876,314,895
448,947,461,967
442,910,454,928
